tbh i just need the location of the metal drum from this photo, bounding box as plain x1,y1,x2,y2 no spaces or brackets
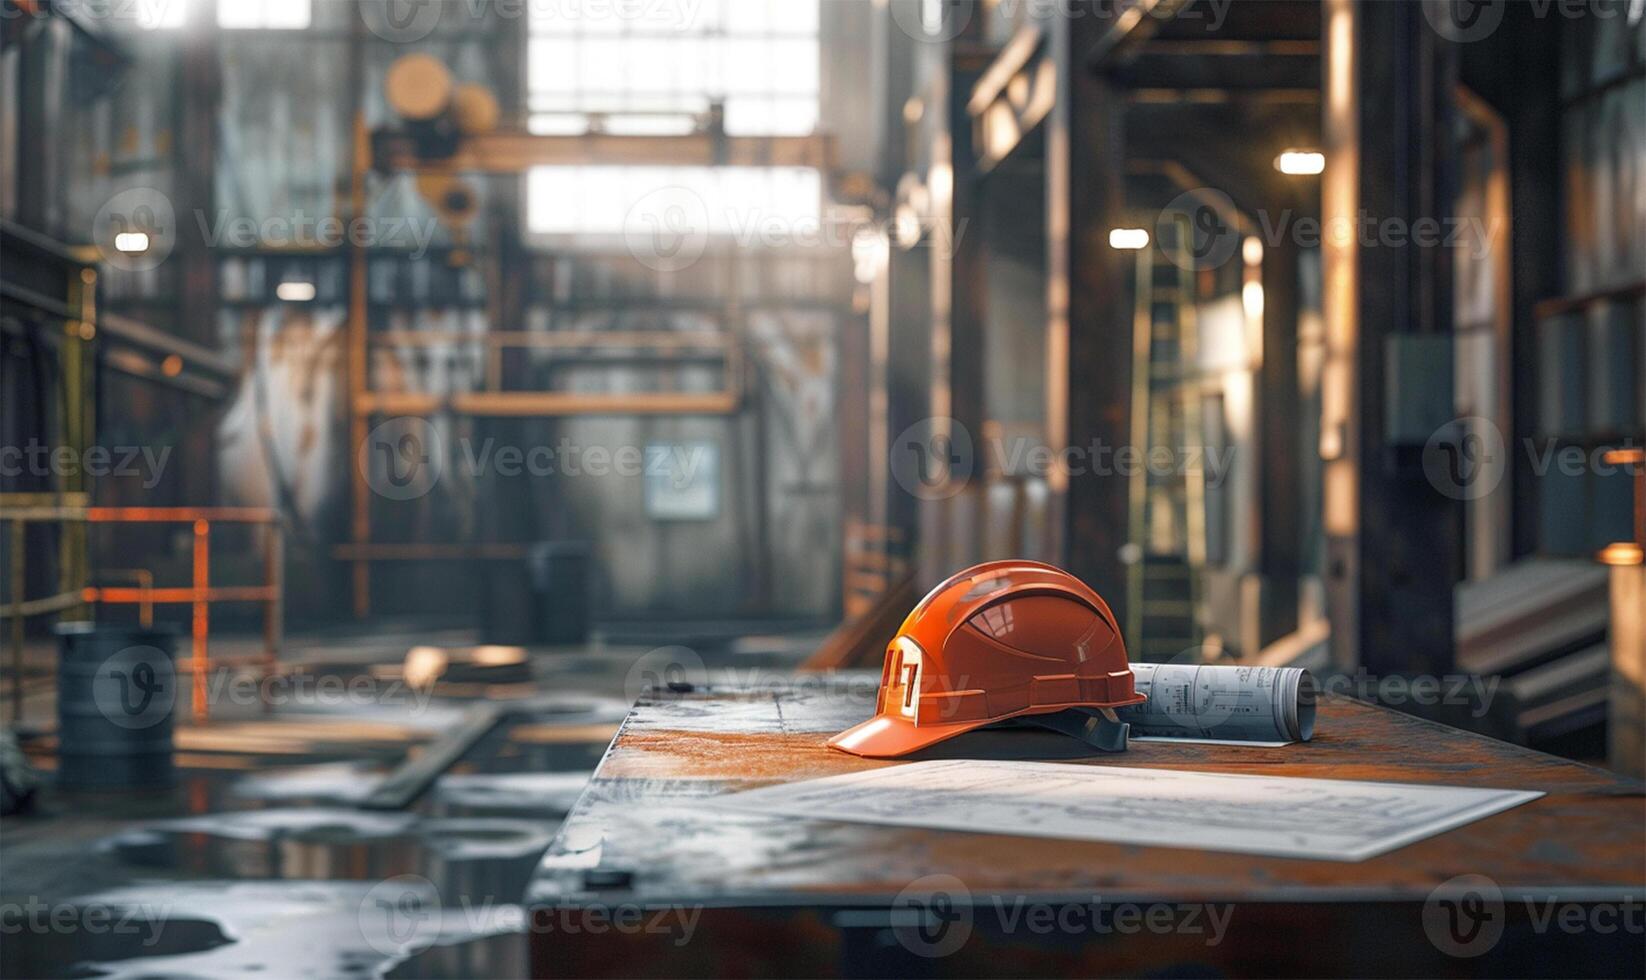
55,623,179,790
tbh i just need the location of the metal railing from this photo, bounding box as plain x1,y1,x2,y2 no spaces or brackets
2,501,283,724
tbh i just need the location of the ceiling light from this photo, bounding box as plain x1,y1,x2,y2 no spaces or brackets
1108,228,1149,250
1243,236,1264,266
113,232,150,254
276,280,316,302
1275,150,1325,175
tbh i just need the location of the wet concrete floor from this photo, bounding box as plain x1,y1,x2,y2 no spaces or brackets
2,629,816,979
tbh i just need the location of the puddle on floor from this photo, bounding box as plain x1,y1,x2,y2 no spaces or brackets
36,881,523,980
2,664,636,978
232,762,388,805
431,772,591,817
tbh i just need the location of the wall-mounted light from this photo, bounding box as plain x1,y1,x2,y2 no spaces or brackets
1275,150,1326,175
1242,281,1265,321
113,231,151,254
894,205,922,250
1108,228,1149,250
851,227,888,285
275,279,317,302
1242,236,1264,266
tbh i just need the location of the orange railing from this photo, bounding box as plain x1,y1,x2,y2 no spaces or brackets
80,507,283,722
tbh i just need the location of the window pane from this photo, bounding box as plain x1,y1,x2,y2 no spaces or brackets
527,165,819,237
529,38,580,94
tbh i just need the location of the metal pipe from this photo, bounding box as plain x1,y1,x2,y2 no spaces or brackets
192,520,209,722
10,519,23,724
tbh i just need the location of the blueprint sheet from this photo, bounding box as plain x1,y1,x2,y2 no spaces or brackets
711,759,1543,862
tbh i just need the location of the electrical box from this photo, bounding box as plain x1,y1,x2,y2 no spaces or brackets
1384,334,1456,446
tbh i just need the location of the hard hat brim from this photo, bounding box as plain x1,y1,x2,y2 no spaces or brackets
826,713,991,758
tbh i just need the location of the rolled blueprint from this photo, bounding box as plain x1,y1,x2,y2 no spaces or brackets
1114,664,1317,744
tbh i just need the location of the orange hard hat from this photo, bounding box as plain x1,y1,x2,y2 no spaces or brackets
829,559,1145,758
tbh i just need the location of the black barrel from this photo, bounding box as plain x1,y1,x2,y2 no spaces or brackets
530,541,589,645
55,623,179,790
478,557,537,646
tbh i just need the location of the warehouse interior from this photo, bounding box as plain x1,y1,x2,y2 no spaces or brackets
1,1,1643,978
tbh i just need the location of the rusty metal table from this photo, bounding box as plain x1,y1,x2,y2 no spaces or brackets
527,677,1645,978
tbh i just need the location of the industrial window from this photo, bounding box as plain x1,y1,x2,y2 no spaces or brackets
526,165,820,237
526,0,818,136
218,0,312,30
133,0,312,29
643,442,721,521
524,0,820,238
135,0,186,29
